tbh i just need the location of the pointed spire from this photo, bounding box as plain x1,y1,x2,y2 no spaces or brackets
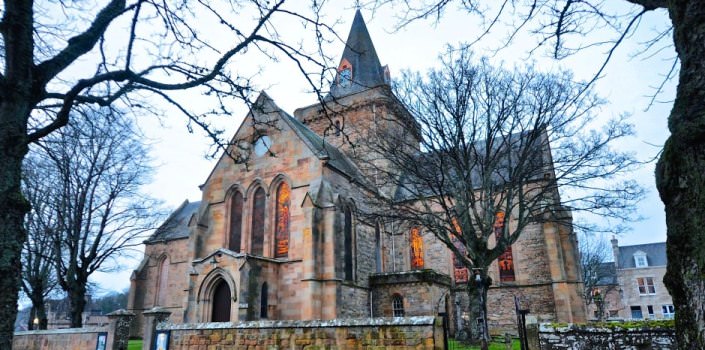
329,10,387,98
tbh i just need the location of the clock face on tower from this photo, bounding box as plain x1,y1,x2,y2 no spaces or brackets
339,67,352,88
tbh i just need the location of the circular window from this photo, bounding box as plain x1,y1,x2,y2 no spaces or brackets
253,135,271,157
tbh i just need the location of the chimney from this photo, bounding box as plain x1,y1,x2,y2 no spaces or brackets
611,236,620,268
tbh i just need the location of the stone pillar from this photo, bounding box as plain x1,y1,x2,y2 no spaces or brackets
526,323,540,350
142,307,171,350
107,309,135,350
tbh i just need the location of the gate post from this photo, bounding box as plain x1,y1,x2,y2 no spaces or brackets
107,309,135,350
142,307,171,350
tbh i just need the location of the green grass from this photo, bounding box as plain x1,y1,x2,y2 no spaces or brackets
448,338,522,350
127,339,143,350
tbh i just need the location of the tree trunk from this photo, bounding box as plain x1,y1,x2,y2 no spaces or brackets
655,1,705,348
0,0,35,346
68,283,87,328
29,291,49,330
461,271,490,350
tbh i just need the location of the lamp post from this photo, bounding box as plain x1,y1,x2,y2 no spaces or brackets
473,268,489,349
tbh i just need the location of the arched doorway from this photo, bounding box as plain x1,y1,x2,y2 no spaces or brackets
211,280,231,322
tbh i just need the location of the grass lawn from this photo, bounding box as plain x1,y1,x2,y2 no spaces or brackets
448,338,522,350
127,339,143,350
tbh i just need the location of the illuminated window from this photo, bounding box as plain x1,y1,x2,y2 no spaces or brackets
409,227,424,269
229,192,243,252
344,204,354,280
494,211,515,282
251,187,265,256
156,257,169,306
451,218,468,283
392,294,404,317
637,277,656,295
275,182,290,258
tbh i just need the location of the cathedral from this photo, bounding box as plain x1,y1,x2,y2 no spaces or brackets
127,10,586,337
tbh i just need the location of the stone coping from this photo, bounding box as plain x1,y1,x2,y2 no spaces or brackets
370,269,451,287
158,316,437,331
15,326,108,336
539,323,676,333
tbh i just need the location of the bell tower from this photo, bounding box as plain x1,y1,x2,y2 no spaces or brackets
294,10,417,159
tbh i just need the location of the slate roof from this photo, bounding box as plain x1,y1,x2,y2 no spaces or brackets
595,262,618,285
618,242,667,268
279,108,373,189
146,200,200,243
393,130,550,201
328,10,388,99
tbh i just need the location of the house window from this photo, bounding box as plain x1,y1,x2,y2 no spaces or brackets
344,204,354,281
647,305,655,318
392,294,404,317
229,192,243,252
630,306,643,319
156,257,169,306
260,283,268,319
637,277,656,295
251,187,266,256
275,182,290,258
662,305,675,319
409,227,424,269
634,252,648,267
608,310,619,318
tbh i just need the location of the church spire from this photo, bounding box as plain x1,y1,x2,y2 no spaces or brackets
329,10,387,98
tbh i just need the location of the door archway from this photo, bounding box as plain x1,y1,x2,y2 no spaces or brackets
211,280,232,322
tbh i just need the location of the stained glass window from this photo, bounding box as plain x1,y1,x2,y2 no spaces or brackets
495,211,516,282
410,227,424,269
251,187,265,256
275,182,290,258
451,218,469,283
229,192,243,252
344,205,354,281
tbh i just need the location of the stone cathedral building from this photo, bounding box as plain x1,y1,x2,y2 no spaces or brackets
127,10,586,337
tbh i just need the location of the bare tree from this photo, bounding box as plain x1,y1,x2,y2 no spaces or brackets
367,0,704,346
0,0,341,343
20,160,60,330
579,234,617,322
26,109,160,328
359,49,641,347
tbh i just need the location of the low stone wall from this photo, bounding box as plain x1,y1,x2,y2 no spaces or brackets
13,327,109,350
157,316,444,349
538,323,676,350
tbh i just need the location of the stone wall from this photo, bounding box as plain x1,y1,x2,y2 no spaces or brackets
538,324,676,350
158,316,443,350
13,327,108,350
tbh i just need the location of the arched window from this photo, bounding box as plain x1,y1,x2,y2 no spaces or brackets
251,187,265,256
156,257,169,306
335,120,342,136
229,191,243,252
494,211,515,282
275,183,290,258
375,222,382,273
260,283,268,319
344,204,354,281
211,280,231,322
409,227,424,269
392,294,404,317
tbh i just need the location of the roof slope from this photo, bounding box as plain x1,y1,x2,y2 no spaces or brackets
146,200,200,243
329,10,387,99
618,242,667,268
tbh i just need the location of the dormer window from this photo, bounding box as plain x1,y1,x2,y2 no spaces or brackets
634,251,648,268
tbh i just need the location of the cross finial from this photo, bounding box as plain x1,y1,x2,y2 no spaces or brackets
355,0,360,9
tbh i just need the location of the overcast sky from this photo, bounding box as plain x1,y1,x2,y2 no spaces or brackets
89,1,675,294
